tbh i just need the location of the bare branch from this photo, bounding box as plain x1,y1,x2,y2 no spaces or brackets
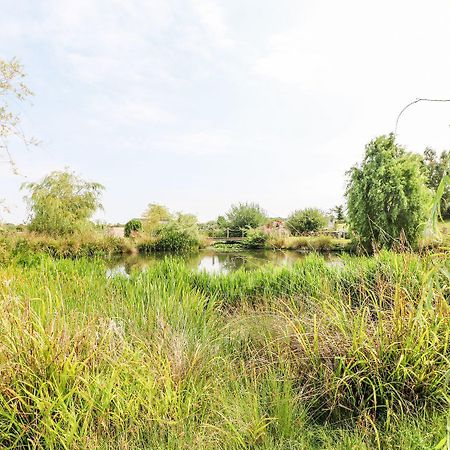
395,98,450,135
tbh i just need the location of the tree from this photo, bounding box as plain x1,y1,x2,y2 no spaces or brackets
174,212,198,231
142,204,172,235
1,57,35,216
216,215,227,228
226,202,266,231
422,148,450,219
22,170,104,236
1,57,35,172
346,134,430,251
286,208,327,235
331,205,345,222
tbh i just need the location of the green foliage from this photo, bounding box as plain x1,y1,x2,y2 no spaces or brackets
142,203,172,235
331,204,345,221
226,202,267,231
286,208,327,235
138,213,201,253
200,216,230,237
152,224,200,252
242,228,268,249
0,253,448,448
423,148,450,219
0,232,131,260
216,215,227,228
22,171,104,236
124,218,142,237
346,134,431,251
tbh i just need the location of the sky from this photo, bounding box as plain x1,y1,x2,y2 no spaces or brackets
1,0,450,224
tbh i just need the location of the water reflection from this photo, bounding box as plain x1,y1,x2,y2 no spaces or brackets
106,249,338,277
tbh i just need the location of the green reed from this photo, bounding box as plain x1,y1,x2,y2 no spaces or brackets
0,251,448,448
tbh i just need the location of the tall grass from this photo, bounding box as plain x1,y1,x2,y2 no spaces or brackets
0,252,448,448
0,231,134,261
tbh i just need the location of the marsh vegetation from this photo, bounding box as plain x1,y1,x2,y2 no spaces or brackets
1,57,449,448
0,252,449,448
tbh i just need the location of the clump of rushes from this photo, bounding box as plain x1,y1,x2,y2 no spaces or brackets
0,251,448,448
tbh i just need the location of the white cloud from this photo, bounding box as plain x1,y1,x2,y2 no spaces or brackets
157,130,235,156
254,0,450,99
91,97,175,126
191,0,234,48
1,0,449,224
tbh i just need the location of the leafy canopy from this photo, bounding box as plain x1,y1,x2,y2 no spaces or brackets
422,148,450,219
346,134,430,251
142,204,172,235
22,170,104,236
331,205,345,222
226,202,267,231
286,208,327,235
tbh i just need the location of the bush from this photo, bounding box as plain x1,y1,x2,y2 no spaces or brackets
242,228,268,249
124,219,142,237
286,208,327,235
143,223,200,253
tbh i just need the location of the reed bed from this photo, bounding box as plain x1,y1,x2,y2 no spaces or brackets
0,252,448,449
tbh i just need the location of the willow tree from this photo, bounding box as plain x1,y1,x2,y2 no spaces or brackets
22,171,104,236
346,134,430,251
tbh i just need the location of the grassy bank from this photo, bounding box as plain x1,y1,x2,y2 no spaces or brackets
211,235,353,253
0,231,352,263
0,231,134,262
0,252,449,448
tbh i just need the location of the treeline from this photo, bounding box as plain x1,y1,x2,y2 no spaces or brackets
1,134,449,257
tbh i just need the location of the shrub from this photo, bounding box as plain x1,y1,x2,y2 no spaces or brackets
124,219,142,237
148,223,200,252
242,228,268,249
286,208,327,235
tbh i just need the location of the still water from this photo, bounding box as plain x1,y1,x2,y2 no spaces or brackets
106,249,338,277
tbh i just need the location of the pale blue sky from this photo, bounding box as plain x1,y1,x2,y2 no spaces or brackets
1,0,450,223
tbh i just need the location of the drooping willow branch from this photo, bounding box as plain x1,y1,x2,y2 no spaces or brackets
395,98,450,135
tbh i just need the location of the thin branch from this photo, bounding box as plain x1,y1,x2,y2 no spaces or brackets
395,98,450,135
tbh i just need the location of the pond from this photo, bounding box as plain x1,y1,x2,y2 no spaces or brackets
106,249,340,277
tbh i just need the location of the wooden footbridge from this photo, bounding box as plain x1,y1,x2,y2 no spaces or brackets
210,236,246,243
209,229,245,243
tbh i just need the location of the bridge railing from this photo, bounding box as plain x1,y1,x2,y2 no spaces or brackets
208,228,245,239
